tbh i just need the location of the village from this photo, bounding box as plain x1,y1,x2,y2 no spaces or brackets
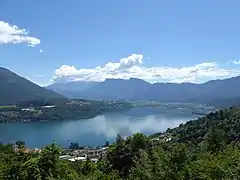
59,145,109,163
11,132,174,165
12,141,110,164
58,133,174,163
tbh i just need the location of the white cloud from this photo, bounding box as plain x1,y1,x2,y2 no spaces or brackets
226,60,240,65
53,54,240,83
0,21,40,47
233,60,240,64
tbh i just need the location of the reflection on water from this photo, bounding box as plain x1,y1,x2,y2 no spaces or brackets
0,108,200,148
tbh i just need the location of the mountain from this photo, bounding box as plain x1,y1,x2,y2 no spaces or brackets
47,76,240,107
46,81,97,98
77,78,151,100
46,78,150,100
0,67,66,105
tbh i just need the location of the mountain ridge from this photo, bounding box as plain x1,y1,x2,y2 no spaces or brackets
47,76,240,107
0,67,66,105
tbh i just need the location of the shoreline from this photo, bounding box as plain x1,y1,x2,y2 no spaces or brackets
0,107,133,123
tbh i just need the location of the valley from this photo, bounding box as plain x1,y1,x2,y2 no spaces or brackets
2,4,240,179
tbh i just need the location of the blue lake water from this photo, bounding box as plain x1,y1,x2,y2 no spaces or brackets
0,107,201,148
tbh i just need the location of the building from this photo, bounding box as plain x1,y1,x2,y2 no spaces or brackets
59,155,72,160
68,155,87,162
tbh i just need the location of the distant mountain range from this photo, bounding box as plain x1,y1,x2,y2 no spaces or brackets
0,67,65,105
47,77,240,107
47,81,97,98
1,66,240,107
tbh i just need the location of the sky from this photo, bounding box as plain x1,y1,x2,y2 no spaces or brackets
1,0,240,86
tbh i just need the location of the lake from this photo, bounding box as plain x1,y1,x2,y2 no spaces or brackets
0,107,201,148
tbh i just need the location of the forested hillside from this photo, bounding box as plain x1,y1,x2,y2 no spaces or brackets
1,108,240,179
0,99,133,123
0,67,65,105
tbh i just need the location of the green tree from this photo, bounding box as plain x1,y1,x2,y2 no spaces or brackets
69,142,79,150
16,140,25,150
203,128,226,153
20,158,41,180
38,142,61,179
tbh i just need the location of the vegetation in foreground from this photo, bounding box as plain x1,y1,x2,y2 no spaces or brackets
0,108,240,179
0,99,133,123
